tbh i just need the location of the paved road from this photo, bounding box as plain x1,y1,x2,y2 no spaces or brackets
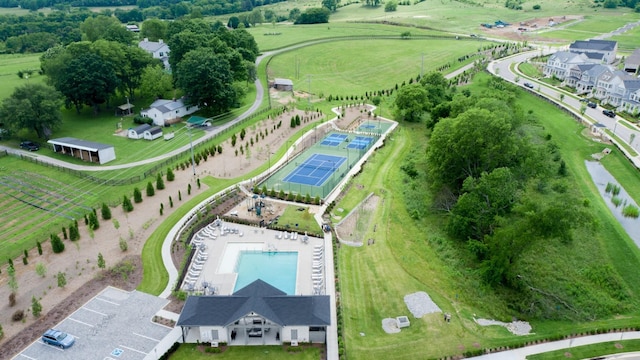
489,51,640,169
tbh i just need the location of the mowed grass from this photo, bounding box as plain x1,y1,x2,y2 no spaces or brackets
336,74,640,359
0,53,44,100
527,340,640,360
610,25,640,53
170,344,321,359
247,22,449,51
267,38,491,96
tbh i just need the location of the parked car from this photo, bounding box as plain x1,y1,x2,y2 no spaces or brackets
247,328,263,337
523,82,534,89
20,141,39,151
587,102,597,109
42,329,75,349
603,109,616,118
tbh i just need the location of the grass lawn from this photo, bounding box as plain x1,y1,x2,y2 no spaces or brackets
335,73,640,359
170,343,321,359
518,62,543,78
267,38,491,97
273,205,319,234
537,13,640,43
610,25,640,53
527,339,640,360
0,53,44,100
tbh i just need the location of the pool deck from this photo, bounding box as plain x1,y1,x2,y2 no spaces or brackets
181,222,326,296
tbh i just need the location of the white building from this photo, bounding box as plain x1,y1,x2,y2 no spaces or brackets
138,38,170,70
140,98,199,126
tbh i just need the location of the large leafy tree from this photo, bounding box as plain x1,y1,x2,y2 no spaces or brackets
394,83,430,122
91,40,154,98
141,18,168,41
140,65,173,99
0,83,63,139
175,48,236,114
80,15,127,43
57,53,119,114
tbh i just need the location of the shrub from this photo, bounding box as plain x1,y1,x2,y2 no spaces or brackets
623,204,639,218
169,196,173,208
22,256,27,265
9,293,16,307
119,238,128,252
101,203,112,220
57,271,67,288
97,253,106,269
188,183,192,195
88,211,99,230
133,187,143,203
31,296,42,317
50,234,65,253
12,310,24,322
197,178,201,189
62,227,67,239
166,167,175,181
178,190,182,201
156,173,165,190
36,263,46,277
122,195,134,212
532,4,540,9
0,323,3,339
36,241,42,255
146,181,155,196
23,249,28,259
69,223,80,241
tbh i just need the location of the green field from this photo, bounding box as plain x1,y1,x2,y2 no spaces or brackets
610,25,640,53
0,53,44,100
527,339,640,360
267,38,491,96
537,14,640,45
170,344,321,359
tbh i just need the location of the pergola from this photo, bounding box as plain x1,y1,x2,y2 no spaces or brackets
116,103,134,116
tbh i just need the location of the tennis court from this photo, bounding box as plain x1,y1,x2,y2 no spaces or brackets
320,133,348,147
283,154,347,186
347,136,374,150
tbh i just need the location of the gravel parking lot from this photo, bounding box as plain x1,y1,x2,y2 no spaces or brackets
14,287,172,360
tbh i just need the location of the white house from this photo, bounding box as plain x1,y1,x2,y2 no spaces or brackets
176,280,330,346
575,64,613,94
569,39,617,64
140,98,199,126
128,124,152,139
543,51,594,80
143,126,163,141
594,70,631,101
138,38,170,69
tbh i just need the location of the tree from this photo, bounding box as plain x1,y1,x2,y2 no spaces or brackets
35,263,46,277
166,167,175,181
0,83,63,139
122,195,134,212
294,8,331,24
101,203,112,220
426,107,521,192
248,8,264,26
394,83,430,122
80,15,124,42
97,253,106,269
7,264,18,294
91,40,154,99
31,296,42,317
322,0,339,12
384,0,397,11
133,187,143,203
156,173,165,190
88,211,99,230
141,19,168,41
139,65,173,99
146,181,155,196
56,271,67,288
69,222,80,241
175,48,237,114
227,16,240,29
289,8,301,22
55,53,118,114
50,234,65,253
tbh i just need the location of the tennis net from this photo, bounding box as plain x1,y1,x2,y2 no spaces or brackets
295,162,339,172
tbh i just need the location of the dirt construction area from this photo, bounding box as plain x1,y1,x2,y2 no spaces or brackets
0,103,375,359
480,15,583,43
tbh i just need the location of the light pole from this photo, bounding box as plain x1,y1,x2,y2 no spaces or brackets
188,125,196,176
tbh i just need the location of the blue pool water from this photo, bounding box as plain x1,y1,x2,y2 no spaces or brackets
234,251,298,294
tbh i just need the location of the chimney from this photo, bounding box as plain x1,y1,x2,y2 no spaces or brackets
143,38,148,42
159,39,163,44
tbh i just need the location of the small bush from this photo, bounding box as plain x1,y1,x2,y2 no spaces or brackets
133,187,143,203
623,204,639,218
22,256,27,265
88,211,99,230
31,296,42,317
156,173,165,190
101,203,112,220
166,167,175,181
50,234,65,253
12,310,24,322
69,223,80,241
532,4,540,10
37,241,42,255
9,293,16,307
119,237,128,252
122,195,134,212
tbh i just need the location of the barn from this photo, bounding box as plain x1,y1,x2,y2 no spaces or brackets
48,137,116,164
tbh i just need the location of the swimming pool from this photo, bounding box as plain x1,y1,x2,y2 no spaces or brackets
234,251,298,295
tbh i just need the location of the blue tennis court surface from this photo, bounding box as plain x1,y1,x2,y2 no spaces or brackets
347,136,374,150
320,133,348,147
360,124,376,129
283,154,347,186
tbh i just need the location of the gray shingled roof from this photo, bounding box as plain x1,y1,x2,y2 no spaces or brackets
274,78,293,86
131,124,152,133
570,39,617,52
47,137,113,151
138,39,168,53
146,126,163,135
177,280,331,327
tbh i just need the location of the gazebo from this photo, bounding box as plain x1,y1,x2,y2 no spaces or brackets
116,103,134,116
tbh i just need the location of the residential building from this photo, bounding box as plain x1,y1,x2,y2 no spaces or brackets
140,98,199,126
624,49,640,74
569,39,617,64
138,38,170,70
575,64,613,94
543,51,595,80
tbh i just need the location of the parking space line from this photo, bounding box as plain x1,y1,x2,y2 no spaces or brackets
119,345,148,355
95,297,120,306
17,353,37,359
37,340,64,351
81,307,107,316
132,332,161,342
68,317,94,327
